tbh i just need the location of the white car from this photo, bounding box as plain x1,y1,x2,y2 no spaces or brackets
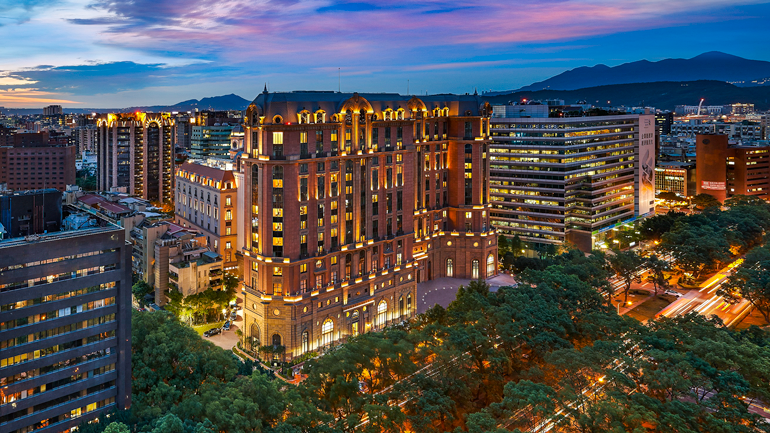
664,290,682,297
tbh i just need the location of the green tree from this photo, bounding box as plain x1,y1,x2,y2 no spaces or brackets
646,254,671,296
497,235,510,256
131,311,238,421
719,245,770,323
639,211,686,242
661,221,730,280
132,280,154,306
656,191,680,202
103,422,130,433
691,192,721,209
607,250,644,303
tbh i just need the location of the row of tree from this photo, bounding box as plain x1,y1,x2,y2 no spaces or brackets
86,250,770,432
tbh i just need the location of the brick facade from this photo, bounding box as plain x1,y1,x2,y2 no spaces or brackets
241,91,497,358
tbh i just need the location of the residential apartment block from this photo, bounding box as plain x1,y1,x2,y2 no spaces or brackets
174,161,239,270
241,91,497,358
95,113,175,204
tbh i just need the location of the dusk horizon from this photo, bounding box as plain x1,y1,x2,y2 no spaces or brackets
2,0,770,108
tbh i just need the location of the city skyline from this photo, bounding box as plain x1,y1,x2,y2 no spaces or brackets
1,0,770,108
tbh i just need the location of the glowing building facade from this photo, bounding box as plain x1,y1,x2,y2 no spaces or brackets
96,113,175,204
241,91,497,358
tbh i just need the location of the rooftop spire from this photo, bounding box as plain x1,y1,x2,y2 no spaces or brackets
263,83,268,94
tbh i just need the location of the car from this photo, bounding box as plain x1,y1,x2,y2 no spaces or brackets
223,321,231,331
230,311,237,321
203,327,221,337
664,290,683,298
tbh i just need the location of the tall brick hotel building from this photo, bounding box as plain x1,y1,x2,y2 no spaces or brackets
241,90,497,357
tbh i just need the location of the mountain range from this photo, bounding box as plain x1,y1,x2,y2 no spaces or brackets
509,52,770,92
483,80,770,111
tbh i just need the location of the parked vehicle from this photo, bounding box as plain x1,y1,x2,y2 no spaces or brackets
230,311,237,321
664,290,683,298
223,321,231,331
203,327,221,337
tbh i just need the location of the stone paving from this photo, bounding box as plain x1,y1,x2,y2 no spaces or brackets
416,273,517,314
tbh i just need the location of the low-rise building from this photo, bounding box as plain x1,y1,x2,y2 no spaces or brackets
169,250,224,298
655,161,696,197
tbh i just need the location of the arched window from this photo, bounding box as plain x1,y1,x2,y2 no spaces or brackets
406,294,412,314
272,333,282,347
250,324,261,350
399,295,404,317
377,300,387,327
298,111,311,124
273,115,283,124
315,110,326,123
487,254,495,277
301,330,309,354
383,109,393,121
472,259,480,279
322,319,334,346
446,258,454,277
358,252,365,276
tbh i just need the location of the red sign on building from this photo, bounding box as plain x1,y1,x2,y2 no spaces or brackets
701,181,726,191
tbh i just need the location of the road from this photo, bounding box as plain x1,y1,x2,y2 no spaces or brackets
656,258,754,327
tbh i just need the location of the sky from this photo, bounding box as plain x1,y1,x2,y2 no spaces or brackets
1,0,769,108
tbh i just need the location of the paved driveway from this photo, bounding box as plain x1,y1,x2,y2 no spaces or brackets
203,311,243,351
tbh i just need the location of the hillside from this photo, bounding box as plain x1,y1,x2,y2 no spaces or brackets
514,52,770,92
484,80,770,111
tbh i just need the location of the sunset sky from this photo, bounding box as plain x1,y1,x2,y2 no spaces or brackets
1,0,769,108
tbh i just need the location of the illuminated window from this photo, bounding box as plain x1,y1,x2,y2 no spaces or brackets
322,319,334,346
273,132,283,144
446,258,454,277
377,300,387,326
273,266,282,276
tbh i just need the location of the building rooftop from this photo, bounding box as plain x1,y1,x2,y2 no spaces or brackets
0,216,119,248
247,90,490,121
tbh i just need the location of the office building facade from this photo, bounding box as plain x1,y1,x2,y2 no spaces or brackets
241,91,497,358
191,125,234,158
0,132,76,192
96,113,175,204
0,213,132,433
489,113,655,251
695,134,770,202
655,161,696,197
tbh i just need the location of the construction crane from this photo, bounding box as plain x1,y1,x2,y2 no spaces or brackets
696,98,705,116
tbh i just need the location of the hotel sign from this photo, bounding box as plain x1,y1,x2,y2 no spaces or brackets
701,181,726,191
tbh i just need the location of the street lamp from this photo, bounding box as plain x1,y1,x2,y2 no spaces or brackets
616,300,622,314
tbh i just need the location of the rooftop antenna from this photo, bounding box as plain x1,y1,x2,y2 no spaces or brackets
407,79,409,95
338,68,341,93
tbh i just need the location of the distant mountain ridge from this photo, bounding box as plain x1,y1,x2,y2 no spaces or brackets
511,52,770,92
483,80,770,111
124,94,250,113
0,94,251,115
